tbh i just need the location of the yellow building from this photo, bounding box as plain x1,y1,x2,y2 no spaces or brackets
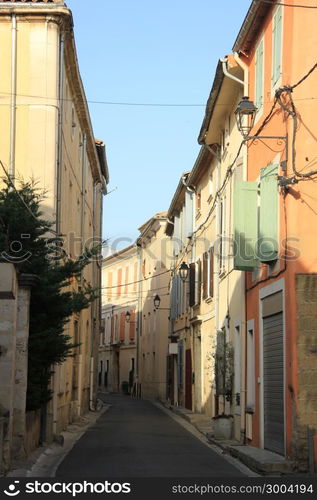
100,245,138,394
137,213,172,401
0,0,108,442
196,55,247,439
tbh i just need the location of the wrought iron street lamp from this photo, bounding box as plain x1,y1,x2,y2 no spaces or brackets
179,262,189,282
154,294,161,310
235,96,257,138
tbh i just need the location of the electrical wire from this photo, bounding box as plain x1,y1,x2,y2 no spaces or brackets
101,268,171,290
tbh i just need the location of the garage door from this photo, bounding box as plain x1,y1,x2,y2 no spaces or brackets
263,311,284,455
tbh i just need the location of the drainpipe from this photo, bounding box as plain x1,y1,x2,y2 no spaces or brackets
52,28,65,436
220,57,244,87
9,14,17,179
56,31,65,234
136,242,143,397
224,53,249,444
89,182,99,411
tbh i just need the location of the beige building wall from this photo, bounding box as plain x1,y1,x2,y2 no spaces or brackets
200,57,246,440
138,214,172,401
0,1,108,438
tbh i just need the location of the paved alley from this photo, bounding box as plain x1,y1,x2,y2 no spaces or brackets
56,394,245,478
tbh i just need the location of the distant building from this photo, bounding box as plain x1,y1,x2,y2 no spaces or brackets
100,245,138,394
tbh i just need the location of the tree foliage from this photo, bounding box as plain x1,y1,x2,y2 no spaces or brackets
0,179,100,410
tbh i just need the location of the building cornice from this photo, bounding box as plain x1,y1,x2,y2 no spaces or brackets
232,0,273,54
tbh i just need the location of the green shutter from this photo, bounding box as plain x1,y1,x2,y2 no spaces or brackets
255,39,264,109
258,164,279,262
272,6,282,85
233,181,258,271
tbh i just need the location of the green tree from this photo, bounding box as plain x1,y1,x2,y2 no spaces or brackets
0,179,100,410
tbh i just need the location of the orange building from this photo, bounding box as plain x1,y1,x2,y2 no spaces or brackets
233,0,317,470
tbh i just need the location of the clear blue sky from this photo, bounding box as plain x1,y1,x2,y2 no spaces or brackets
66,0,251,250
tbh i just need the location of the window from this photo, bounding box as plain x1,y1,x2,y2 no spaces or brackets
234,325,241,412
194,259,201,306
247,325,255,410
116,268,122,297
272,5,282,87
255,38,264,111
202,247,214,300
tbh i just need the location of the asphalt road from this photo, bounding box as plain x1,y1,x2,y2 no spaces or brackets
56,394,244,477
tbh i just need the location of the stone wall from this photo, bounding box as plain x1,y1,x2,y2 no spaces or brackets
295,274,317,471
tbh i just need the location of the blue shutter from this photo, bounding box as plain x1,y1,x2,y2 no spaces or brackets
233,181,258,271
258,164,279,262
185,191,194,238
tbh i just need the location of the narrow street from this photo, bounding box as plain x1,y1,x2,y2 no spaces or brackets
55,395,245,478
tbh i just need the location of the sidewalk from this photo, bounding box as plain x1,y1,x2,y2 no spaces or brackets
7,404,110,478
163,403,296,476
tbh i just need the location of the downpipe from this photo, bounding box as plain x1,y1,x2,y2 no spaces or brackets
9,14,17,179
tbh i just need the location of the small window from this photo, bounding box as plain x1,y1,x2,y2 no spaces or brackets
272,5,282,87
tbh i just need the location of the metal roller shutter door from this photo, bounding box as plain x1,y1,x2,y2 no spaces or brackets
263,312,284,455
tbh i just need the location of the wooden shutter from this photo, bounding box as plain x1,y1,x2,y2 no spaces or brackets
133,262,138,291
117,268,122,296
196,259,201,305
259,164,278,262
272,6,282,85
129,310,136,340
255,39,264,109
189,263,195,307
202,252,208,300
233,181,258,271
119,312,125,341
209,247,214,298
107,271,112,299
124,266,129,294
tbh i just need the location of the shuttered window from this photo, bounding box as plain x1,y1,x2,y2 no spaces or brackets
195,259,201,306
272,5,282,86
119,312,125,342
107,271,113,299
255,38,264,110
233,181,258,271
189,263,195,307
209,247,214,298
117,268,122,296
124,266,129,294
202,252,208,300
129,310,136,340
259,164,278,262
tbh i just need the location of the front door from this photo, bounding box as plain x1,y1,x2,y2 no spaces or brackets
185,349,192,410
